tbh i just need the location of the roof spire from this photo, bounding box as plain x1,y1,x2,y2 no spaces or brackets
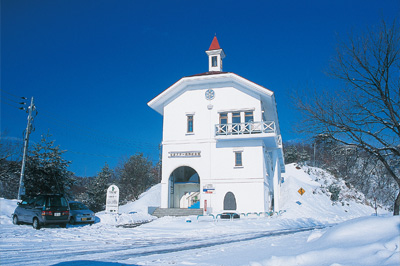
208,35,221,51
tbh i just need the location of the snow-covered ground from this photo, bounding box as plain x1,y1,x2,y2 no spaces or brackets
1,164,399,266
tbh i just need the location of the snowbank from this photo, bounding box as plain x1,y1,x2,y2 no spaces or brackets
252,215,400,266
280,164,380,222
96,183,161,226
0,198,19,225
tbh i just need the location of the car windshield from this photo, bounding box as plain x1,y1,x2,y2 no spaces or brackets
46,196,68,207
69,202,89,210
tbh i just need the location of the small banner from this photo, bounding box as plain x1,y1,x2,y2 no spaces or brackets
106,185,119,213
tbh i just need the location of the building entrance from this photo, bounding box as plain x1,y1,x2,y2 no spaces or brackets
168,166,200,208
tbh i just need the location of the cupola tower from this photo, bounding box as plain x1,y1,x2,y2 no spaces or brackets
205,36,226,72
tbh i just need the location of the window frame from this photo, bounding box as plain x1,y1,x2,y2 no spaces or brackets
234,151,243,167
187,114,194,133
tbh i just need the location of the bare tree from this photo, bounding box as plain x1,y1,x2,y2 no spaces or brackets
296,20,400,215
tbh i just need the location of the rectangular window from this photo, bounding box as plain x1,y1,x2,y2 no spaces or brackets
232,112,241,124
219,112,228,124
245,111,254,132
245,111,253,123
235,151,243,167
187,115,194,133
232,112,241,133
212,56,218,67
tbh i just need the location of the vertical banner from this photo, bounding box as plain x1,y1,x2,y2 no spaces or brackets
106,185,119,213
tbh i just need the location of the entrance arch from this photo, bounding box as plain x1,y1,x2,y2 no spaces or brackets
223,192,237,210
168,166,200,208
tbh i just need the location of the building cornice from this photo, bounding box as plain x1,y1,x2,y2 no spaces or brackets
147,72,274,115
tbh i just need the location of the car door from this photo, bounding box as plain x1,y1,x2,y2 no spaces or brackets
16,199,31,222
30,196,45,222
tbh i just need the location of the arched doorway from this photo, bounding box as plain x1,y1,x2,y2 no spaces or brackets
168,166,200,208
223,192,237,210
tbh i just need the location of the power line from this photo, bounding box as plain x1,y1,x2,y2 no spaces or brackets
0,95,27,106
2,88,159,159
0,98,26,110
0,88,27,100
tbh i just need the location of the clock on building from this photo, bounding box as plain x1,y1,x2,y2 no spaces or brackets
205,89,215,100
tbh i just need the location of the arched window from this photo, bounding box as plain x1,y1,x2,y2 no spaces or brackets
223,192,237,210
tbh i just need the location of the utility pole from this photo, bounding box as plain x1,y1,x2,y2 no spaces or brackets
18,97,36,200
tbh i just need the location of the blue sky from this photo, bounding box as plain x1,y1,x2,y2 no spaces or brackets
1,0,399,177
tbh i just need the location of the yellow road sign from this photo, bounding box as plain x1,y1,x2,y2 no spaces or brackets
298,187,305,196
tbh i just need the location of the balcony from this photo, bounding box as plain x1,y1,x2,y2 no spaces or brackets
215,121,281,147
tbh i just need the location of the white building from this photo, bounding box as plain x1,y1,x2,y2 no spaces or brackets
148,36,285,215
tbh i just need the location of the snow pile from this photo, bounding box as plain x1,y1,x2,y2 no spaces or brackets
0,198,19,225
252,216,400,266
280,164,379,222
96,183,161,226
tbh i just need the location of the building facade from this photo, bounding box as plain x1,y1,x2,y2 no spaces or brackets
148,37,285,214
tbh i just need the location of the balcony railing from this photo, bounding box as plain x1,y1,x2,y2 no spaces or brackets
215,121,276,136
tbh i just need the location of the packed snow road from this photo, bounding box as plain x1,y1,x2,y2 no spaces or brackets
0,215,330,266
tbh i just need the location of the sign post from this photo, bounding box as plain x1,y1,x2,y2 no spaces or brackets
106,185,119,213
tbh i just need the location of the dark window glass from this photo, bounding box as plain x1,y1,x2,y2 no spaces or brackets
34,196,45,207
47,196,68,207
220,113,228,124
187,115,194,133
232,112,241,124
235,152,243,166
70,202,89,210
245,111,253,122
224,192,237,210
212,56,218,67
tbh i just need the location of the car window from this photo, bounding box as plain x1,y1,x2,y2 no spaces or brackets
19,198,35,206
34,196,45,207
70,202,89,210
20,199,30,205
46,196,68,207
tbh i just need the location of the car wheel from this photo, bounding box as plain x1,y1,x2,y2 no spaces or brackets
59,223,67,228
32,218,40,230
69,217,75,225
13,215,20,225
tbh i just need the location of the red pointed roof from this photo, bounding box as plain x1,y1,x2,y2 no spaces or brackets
208,36,221,50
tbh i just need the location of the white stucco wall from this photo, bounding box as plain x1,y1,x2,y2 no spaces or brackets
158,84,280,213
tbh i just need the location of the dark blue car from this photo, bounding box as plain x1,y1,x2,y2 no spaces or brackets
13,194,70,229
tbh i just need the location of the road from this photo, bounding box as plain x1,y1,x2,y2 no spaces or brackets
1,219,330,266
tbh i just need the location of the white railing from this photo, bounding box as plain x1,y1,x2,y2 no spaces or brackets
215,121,276,136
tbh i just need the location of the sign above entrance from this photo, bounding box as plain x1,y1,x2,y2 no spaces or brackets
169,151,201,158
